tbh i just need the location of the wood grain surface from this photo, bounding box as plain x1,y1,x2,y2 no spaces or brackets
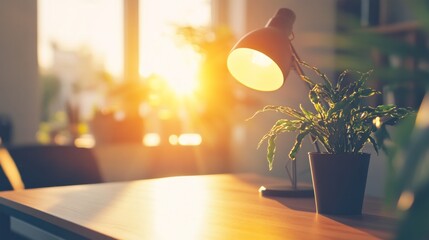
0,174,397,240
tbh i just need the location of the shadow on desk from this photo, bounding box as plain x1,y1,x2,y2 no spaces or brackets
267,195,398,239
327,214,398,239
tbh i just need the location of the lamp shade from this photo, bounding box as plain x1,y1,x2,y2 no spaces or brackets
227,8,296,91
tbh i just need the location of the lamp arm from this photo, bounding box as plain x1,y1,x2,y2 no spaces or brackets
290,43,321,153
291,44,311,90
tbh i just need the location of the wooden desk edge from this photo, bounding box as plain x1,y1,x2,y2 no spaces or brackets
0,196,113,240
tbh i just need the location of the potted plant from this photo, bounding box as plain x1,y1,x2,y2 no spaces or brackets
249,60,413,215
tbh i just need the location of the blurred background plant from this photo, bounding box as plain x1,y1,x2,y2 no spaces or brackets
382,96,428,240
37,45,114,145
332,1,429,239
336,0,429,239
334,0,429,110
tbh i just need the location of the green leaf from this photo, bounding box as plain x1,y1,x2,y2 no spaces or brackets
353,129,372,153
289,130,310,160
267,135,277,170
299,60,334,91
375,104,396,112
368,135,379,155
357,88,380,98
299,74,316,88
327,100,348,118
336,69,351,90
299,104,314,119
309,89,319,105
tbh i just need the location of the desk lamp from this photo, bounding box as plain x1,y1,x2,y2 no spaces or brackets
227,8,321,197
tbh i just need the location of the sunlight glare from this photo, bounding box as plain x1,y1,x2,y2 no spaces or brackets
169,134,179,145
139,0,210,97
74,134,95,148
164,56,199,96
143,133,161,146
151,177,211,240
178,133,202,146
141,45,201,97
38,0,123,78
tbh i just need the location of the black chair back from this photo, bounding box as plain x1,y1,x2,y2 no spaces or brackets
7,145,103,189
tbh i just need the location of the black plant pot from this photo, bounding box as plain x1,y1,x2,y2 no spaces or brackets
308,152,370,215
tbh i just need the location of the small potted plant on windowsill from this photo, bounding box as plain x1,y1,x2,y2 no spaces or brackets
249,61,413,215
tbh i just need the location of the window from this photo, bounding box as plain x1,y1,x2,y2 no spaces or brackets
139,0,211,93
37,0,212,146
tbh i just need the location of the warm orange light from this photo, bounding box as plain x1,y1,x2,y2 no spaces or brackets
143,133,161,146
74,134,95,148
141,47,200,97
158,109,173,120
397,191,415,211
178,133,202,146
114,111,126,121
151,177,210,240
416,93,429,129
0,149,25,190
139,0,210,97
169,134,179,145
373,117,382,129
258,186,267,194
227,48,284,91
53,133,70,145
168,134,202,146
38,0,123,77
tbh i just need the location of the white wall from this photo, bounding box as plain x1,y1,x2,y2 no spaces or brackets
0,0,40,145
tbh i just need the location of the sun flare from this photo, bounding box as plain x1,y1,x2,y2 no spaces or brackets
141,46,201,97
139,0,210,97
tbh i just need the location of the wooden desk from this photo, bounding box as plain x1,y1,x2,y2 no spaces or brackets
0,174,397,240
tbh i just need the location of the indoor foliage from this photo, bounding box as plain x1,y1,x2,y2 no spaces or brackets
249,60,413,170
